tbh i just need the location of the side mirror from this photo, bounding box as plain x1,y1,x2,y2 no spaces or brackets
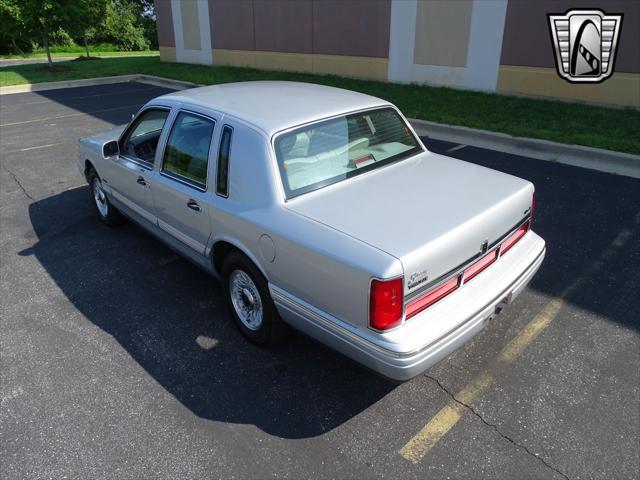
103,140,119,158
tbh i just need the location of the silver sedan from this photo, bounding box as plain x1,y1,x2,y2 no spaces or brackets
78,81,545,381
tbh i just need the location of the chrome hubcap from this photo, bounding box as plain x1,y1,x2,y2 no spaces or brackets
92,178,108,217
229,270,263,331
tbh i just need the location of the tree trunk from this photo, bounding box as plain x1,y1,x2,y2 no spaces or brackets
84,34,90,58
42,25,53,68
10,37,22,56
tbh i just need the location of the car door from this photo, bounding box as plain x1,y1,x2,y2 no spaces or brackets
108,107,171,224
152,110,217,254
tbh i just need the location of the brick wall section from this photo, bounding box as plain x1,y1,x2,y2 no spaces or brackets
209,0,391,58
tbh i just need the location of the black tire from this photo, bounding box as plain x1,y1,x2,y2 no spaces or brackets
88,168,125,227
222,251,287,344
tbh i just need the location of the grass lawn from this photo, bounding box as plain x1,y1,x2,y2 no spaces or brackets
1,56,638,154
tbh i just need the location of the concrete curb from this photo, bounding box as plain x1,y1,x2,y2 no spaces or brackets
135,74,200,91
409,118,640,179
2,74,638,179
0,75,142,94
0,74,199,95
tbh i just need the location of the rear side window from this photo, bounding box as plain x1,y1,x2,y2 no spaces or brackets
162,111,215,189
216,126,233,197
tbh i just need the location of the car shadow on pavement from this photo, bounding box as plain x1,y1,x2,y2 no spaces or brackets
21,187,396,439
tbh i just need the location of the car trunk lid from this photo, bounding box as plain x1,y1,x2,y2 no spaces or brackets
284,151,534,295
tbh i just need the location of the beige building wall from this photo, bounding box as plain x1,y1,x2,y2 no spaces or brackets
388,0,509,91
413,0,473,67
211,49,389,81
497,67,640,108
155,0,639,108
179,0,201,51
207,0,391,81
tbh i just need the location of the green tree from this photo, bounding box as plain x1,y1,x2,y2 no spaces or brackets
100,0,149,51
14,0,84,67
134,0,158,49
0,0,29,54
65,0,107,57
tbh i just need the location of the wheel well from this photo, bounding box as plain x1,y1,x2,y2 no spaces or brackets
212,241,243,274
84,160,95,181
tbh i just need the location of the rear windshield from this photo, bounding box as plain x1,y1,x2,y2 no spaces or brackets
274,107,422,198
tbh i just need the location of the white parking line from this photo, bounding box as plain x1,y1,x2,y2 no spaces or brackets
0,87,160,108
20,143,62,152
0,104,142,127
445,144,467,153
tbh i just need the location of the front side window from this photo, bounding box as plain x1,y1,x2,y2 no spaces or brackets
161,111,215,189
120,108,169,164
274,107,422,198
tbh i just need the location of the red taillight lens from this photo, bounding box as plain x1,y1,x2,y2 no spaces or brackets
463,250,498,282
500,223,529,256
369,278,403,330
405,275,460,320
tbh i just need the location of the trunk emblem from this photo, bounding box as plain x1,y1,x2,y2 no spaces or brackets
408,270,429,289
481,240,489,254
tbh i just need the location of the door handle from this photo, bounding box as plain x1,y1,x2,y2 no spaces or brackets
136,176,147,186
187,199,201,212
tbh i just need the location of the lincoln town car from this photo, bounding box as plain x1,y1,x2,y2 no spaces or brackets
78,82,545,381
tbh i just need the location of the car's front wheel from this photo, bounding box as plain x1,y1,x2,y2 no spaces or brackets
222,252,286,344
89,169,124,227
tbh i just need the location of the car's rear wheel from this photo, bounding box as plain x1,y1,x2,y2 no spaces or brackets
89,169,124,227
222,251,286,344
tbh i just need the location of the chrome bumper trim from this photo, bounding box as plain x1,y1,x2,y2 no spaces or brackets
271,246,545,360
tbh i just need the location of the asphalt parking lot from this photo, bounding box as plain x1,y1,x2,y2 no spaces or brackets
1,82,639,479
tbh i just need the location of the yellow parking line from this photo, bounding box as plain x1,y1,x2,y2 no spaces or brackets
400,372,494,463
399,213,638,464
399,299,563,464
400,404,464,463
498,298,564,364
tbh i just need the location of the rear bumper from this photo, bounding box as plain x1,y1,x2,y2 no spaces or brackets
271,232,545,381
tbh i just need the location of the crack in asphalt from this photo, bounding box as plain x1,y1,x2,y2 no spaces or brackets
425,374,570,480
6,170,35,201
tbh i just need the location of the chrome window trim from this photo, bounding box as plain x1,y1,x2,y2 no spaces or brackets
118,106,171,167
404,215,532,304
160,109,216,192
215,124,234,198
118,155,154,171
158,170,207,192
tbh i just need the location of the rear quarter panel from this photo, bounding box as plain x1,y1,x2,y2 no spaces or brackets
208,121,401,330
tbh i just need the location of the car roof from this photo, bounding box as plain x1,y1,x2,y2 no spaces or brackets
156,81,391,137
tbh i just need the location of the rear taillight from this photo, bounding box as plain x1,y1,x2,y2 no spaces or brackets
369,278,403,330
463,250,498,282
405,275,460,320
500,223,529,256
